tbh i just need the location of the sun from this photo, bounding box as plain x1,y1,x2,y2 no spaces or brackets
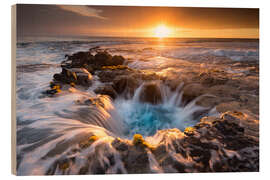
154,25,171,38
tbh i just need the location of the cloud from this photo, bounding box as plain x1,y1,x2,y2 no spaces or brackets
58,5,107,19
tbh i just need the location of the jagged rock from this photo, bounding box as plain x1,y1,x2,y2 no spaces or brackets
221,111,259,142
54,68,93,87
196,96,221,108
94,51,113,67
208,85,240,99
239,94,259,115
93,52,125,67
111,55,125,66
135,72,160,81
139,82,162,104
41,83,62,97
62,50,125,71
53,73,65,82
43,111,258,174
200,116,219,124
94,85,117,99
75,95,107,108
96,67,132,83
123,145,151,173
83,64,94,74
35,46,260,175
182,83,205,102
113,75,139,96
216,101,241,113
199,72,228,86
97,70,117,83
65,51,94,68
111,138,129,152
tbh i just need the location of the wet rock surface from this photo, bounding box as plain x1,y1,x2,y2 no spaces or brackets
49,49,160,99
139,82,162,104
48,111,258,174
54,68,93,87
94,85,117,99
41,48,259,174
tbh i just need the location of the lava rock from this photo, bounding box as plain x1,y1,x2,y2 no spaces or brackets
199,72,228,86
62,50,125,71
111,55,125,66
97,70,117,83
54,68,93,87
113,75,139,96
94,51,113,67
182,83,205,103
139,82,162,104
216,101,241,113
66,51,94,68
53,73,64,82
94,85,117,99
124,146,151,173
111,138,129,152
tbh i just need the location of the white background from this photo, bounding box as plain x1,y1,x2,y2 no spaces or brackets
1,0,269,179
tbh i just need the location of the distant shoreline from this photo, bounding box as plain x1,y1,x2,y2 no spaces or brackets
17,35,259,43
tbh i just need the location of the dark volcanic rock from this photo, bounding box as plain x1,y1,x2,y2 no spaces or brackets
54,68,93,87
62,50,125,71
123,146,151,173
94,51,113,67
53,73,64,82
40,47,259,174
113,75,139,96
199,72,229,86
94,85,117,99
111,55,125,66
96,66,131,83
65,51,94,68
41,82,62,97
139,82,162,104
182,83,205,103
93,52,125,67
43,111,259,174
96,70,117,83
111,138,129,152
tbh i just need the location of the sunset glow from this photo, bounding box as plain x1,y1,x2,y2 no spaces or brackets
17,5,259,39
154,25,171,38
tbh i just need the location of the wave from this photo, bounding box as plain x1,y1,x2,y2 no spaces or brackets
15,39,259,174
161,47,259,61
16,80,215,174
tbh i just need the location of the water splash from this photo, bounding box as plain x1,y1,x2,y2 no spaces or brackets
15,38,258,174
115,82,208,137
17,81,212,175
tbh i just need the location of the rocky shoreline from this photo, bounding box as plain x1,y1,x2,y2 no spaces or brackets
42,47,259,174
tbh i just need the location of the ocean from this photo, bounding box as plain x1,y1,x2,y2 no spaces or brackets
15,36,259,175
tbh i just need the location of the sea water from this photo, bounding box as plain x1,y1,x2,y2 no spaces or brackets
16,36,259,174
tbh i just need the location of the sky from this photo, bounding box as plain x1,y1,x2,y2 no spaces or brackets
16,4,259,38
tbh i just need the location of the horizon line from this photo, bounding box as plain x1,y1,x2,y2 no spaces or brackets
18,34,259,40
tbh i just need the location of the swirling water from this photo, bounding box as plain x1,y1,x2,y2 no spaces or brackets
16,37,258,175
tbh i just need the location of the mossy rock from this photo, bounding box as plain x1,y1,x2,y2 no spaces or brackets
79,135,99,149
59,162,69,171
184,126,195,136
101,65,128,70
132,134,153,150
